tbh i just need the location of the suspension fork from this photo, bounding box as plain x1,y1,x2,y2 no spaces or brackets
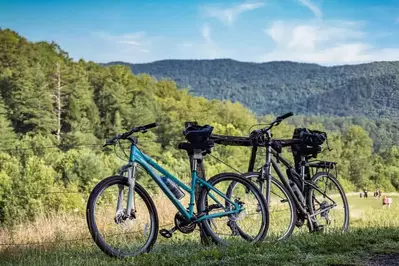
261,145,272,205
117,163,137,217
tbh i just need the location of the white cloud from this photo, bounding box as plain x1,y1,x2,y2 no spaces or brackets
265,20,364,50
94,31,149,47
91,31,155,62
181,42,194,48
201,23,212,43
261,20,383,64
178,24,231,59
298,0,322,18
204,2,265,25
118,40,141,46
200,24,222,58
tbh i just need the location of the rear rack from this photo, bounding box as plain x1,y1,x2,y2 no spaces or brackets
307,161,336,169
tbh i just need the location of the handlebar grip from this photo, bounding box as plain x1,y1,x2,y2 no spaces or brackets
277,112,293,121
141,122,158,130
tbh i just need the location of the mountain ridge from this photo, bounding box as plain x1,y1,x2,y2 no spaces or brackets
107,58,399,68
106,59,399,119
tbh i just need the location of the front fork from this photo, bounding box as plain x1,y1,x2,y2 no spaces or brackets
260,146,272,205
116,163,137,220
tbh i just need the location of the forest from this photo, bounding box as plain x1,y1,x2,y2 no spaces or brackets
113,59,399,150
1,28,399,225
118,59,399,119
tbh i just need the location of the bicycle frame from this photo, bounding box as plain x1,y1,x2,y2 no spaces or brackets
249,142,339,224
119,144,242,223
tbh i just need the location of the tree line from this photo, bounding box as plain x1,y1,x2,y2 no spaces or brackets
0,29,398,224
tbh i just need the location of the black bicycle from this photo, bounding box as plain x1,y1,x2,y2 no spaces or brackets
211,112,349,241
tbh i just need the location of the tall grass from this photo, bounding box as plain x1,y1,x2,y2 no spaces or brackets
1,194,397,248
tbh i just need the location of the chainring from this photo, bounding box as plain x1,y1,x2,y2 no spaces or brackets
174,212,196,234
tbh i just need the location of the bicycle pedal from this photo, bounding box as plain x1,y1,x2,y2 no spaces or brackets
159,229,173,238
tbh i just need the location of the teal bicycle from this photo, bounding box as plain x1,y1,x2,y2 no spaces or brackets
86,122,269,258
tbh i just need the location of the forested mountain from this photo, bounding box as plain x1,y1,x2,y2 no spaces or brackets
1,28,399,224
110,59,399,118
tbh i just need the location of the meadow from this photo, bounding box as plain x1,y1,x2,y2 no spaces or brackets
0,194,398,266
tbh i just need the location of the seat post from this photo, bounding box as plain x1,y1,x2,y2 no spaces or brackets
191,149,203,173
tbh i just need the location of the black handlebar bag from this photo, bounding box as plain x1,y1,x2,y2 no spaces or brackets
291,128,327,178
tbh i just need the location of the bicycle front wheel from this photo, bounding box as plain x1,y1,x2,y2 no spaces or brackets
306,172,349,233
86,175,159,258
197,173,269,245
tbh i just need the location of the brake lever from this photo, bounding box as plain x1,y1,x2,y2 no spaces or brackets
103,134,121,147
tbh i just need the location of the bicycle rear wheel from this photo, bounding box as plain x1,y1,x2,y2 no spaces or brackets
197,173,269,245
227,172,297,241
306,172,349,233
86,176,159,258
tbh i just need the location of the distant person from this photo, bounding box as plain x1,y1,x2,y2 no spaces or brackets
383,196,387,208
383,196,392,208
387,197,392,208
374,190,378,198
364,189,368,198
359,192,363,198
378,190,382,198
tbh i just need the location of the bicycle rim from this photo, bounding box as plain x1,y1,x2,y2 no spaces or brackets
307,172,349,233
87,176,158,257
198,173,269,245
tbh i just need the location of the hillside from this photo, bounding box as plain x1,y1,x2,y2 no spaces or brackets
2,28,399,226
109,59,399,118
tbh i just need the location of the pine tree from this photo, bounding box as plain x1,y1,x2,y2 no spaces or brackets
61,62,99,145
0,96,15,142
9,63,56,135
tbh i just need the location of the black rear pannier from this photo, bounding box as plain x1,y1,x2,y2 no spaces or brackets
291,128,327,175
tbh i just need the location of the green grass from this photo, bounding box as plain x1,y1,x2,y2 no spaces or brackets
1,228,399,266
1,195,398,266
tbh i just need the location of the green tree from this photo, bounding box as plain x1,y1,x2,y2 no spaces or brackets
8,63,56,135
341,126,373,189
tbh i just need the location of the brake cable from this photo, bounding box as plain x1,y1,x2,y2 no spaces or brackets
208,153,243,174
248,123,271,135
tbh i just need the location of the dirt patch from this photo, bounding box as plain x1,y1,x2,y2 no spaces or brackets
365,254,399,266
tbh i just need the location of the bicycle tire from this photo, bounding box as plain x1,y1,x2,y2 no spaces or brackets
306,172,349,233
86,175,159,258
197,172,269,245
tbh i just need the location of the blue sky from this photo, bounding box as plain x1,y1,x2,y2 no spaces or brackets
1,0,399,65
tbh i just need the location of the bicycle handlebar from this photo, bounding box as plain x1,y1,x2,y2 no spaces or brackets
276,112,293,121
103,122,158,147
250,112,294,139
